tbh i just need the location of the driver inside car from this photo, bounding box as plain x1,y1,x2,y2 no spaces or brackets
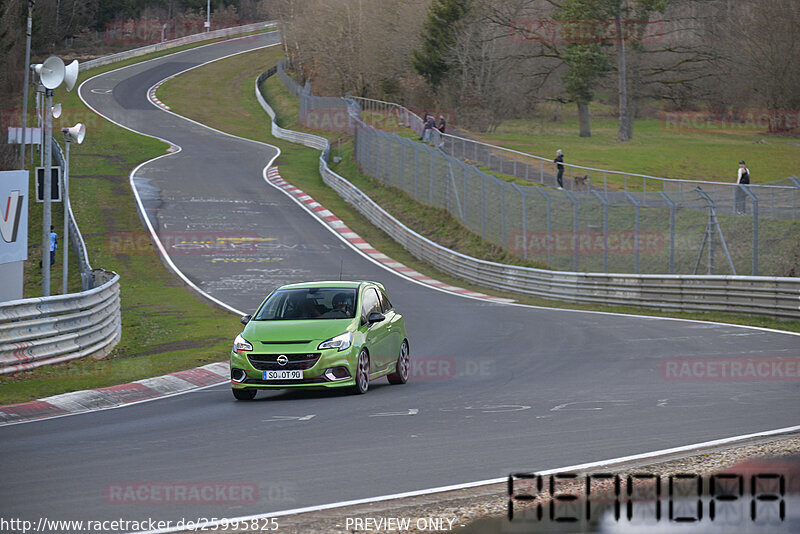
321,292,352,318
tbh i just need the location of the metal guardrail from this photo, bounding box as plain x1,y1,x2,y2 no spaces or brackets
0,270,121,374
259,64,800,320
79,21,277,72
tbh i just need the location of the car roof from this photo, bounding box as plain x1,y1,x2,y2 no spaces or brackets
277,281,383,291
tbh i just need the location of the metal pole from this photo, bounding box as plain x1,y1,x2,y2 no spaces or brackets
658,192,675,274
20,1,34,169
42,88,53,296
501,183,506,248
206,0,211,31
592,191,609,273
624,191,640,274
481,174,486,239
62,136,70,294
513,184,527,259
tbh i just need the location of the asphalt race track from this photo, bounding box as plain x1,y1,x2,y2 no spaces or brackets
2,33,799,529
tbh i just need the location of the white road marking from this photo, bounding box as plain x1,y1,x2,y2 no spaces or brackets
551,400,631,412
370,409,419,417
263,414,316,423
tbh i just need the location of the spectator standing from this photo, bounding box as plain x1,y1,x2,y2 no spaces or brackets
49,225,58,266
40,225,57,268
554,149,565,189
437,115,446,133
419,114,435,142
735,160,750,214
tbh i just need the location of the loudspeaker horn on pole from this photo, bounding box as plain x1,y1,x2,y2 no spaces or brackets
39,56,65,89
62,123,86,144
63,60,79,92
52,103,62,119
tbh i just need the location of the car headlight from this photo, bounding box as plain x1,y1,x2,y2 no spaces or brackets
233,334,253,354
318,331,352,352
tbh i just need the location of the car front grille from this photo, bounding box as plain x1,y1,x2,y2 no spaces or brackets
247,353,321,371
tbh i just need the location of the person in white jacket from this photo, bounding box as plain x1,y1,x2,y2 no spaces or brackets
735,160,750,214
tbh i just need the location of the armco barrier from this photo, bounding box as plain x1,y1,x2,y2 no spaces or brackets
0,270,121,374
258,65,800,320
79,21,277,72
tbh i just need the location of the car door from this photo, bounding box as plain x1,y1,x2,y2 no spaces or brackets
360,286,391,373
378,289,402,366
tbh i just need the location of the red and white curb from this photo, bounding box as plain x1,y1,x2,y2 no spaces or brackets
266,166,513,303
149,79,171,110
0,362,229,426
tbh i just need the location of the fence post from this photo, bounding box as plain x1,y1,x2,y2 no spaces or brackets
535,188,552,267
428,146,434,205
386,133,392,186
562,189,579,272
481,173,486,240
788,177,800,221
501,182,507,248
658,191,676,274
624,191,640,274
400,140,405,190
414,142,419,200
512,183,526,259
592,191,609,273
739,185,760,275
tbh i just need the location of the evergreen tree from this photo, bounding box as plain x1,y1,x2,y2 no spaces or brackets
411,0,470,90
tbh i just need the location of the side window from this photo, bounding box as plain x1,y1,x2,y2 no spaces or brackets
378,290,393,313
360,288,380,323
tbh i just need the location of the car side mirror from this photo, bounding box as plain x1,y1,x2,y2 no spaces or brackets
240,315,252,325
367,312,385,325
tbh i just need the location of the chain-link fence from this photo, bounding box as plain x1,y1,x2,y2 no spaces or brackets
276,62,800,277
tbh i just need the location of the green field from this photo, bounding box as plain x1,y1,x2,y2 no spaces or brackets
466,102,800,184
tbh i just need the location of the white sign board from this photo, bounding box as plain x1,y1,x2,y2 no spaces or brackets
7,127,43,145
1,170,29,264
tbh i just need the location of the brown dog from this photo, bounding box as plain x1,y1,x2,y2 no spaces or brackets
574,174,589,191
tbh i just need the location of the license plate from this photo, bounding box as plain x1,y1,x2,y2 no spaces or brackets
263,370,303,380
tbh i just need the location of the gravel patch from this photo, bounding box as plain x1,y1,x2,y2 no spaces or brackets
181,434,800,533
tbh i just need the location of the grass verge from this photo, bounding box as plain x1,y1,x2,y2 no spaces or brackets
156,50,800,334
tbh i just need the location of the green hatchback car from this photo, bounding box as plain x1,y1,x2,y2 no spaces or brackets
230,281,410,400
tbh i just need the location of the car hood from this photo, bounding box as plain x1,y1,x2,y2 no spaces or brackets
242,318,355,345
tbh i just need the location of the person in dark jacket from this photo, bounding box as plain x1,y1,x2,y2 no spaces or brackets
554,149,565,189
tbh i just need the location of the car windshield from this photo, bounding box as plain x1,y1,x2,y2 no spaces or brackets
253,288,358,320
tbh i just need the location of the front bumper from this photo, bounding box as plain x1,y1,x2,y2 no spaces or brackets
230,348,356,389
